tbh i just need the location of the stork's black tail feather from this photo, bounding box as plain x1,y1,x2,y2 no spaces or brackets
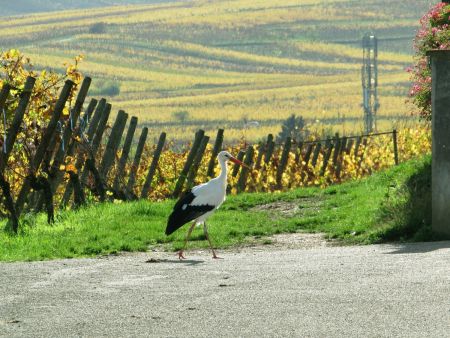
166,191,215,235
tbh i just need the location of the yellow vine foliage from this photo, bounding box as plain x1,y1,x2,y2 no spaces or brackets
0,49,83,199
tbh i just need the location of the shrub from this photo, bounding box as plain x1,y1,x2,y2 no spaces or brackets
89,22,107,34
91,80,120,96
172,110,189,122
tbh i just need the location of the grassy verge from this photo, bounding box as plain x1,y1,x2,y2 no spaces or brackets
0,155,439,262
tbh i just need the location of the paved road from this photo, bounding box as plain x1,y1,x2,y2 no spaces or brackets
1,241,449,338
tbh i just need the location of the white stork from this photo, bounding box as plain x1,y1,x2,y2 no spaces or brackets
166,151,248,259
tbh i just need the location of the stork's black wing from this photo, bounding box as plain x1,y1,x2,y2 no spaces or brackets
166,191,215,235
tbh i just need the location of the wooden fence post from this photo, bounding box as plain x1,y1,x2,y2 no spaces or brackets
0,83,11,109
172,130,204,197
300,143,314,182
61,98,98,161
79,101,112,188
15,80,74,218
311,142,321,167
346,139,354,154
254,141,264,170
141,132,166,199
126,127,148,196
90,103,112,157
187,135,210,189
113,116,138,191
276,137,291,187
99,110,128,181
294,141,303,164
232,150,246,177
82,98,98,122
45,77,92,193
264,134,275,164
392,129,399,165
303,144,314,166
332,134,341,166
207,128,224,177
320,139,333,177
340,137,347,154
335,136,348,179
237,146,254,193
85,98,106,144
0,82,19,230
354,136,362,159
61,99,106,207
0,77,36,171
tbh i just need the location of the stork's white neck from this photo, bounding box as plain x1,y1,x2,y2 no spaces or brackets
217,157,228,186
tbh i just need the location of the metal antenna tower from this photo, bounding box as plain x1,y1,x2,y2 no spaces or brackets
361,34,379,133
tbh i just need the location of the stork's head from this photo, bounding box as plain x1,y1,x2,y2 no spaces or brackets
217,151,249,168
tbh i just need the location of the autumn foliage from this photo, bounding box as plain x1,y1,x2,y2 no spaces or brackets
409,2,450,119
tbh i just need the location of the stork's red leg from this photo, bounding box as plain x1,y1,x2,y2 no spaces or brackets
203,223,221,259
178,222,196,260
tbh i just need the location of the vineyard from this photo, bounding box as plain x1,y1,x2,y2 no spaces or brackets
0,0,429,142
0,64,431,234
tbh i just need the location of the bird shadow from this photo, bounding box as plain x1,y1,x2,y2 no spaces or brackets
145,258,205,266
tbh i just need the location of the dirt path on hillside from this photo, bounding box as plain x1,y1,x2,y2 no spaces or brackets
1,240,449,338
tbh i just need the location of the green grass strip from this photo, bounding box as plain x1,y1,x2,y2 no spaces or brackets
0,155,439,262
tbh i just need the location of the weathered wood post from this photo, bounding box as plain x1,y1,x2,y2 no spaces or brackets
61,99,106,207
392,129,399,165
15,80,74,217
2,79,39,218
232,150,245,177
42,77,92,200
237,146,254,193
300,143,314,182
354,136,362,159
346,139,354,154
254,141,264,170
113,116,138,191
172,130,204,197
428,49,450,237
0,77,36,170
126,127,148,196
187,134,210,189
276,137,291,188
294,141,303,164
303,144,314,166
264,134,275,164
320,139,333,177
332,133,341,166
311,142,321,167
141,132,166,199
99,110,129,179
207,128,224,177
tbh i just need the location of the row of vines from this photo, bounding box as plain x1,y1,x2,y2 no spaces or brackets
0,50,431,220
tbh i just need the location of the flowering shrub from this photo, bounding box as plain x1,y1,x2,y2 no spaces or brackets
409,2,450,120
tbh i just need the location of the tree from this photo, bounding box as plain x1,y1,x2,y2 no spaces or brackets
277,114,308,142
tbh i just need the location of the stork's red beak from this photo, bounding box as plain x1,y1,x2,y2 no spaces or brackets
229,156,250,169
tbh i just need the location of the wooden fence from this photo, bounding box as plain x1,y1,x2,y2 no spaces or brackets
0,76,399,233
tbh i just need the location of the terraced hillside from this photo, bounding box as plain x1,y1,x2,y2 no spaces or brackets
0,0,429,142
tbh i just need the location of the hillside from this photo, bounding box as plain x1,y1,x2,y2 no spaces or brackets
0,0,429,142
0,0,178,16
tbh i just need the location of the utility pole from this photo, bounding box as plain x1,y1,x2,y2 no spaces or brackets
361,34,379,134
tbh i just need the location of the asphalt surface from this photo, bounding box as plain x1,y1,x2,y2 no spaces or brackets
1,241,449,338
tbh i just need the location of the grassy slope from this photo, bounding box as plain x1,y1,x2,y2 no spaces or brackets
0,0,429,142
0,155,436,262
